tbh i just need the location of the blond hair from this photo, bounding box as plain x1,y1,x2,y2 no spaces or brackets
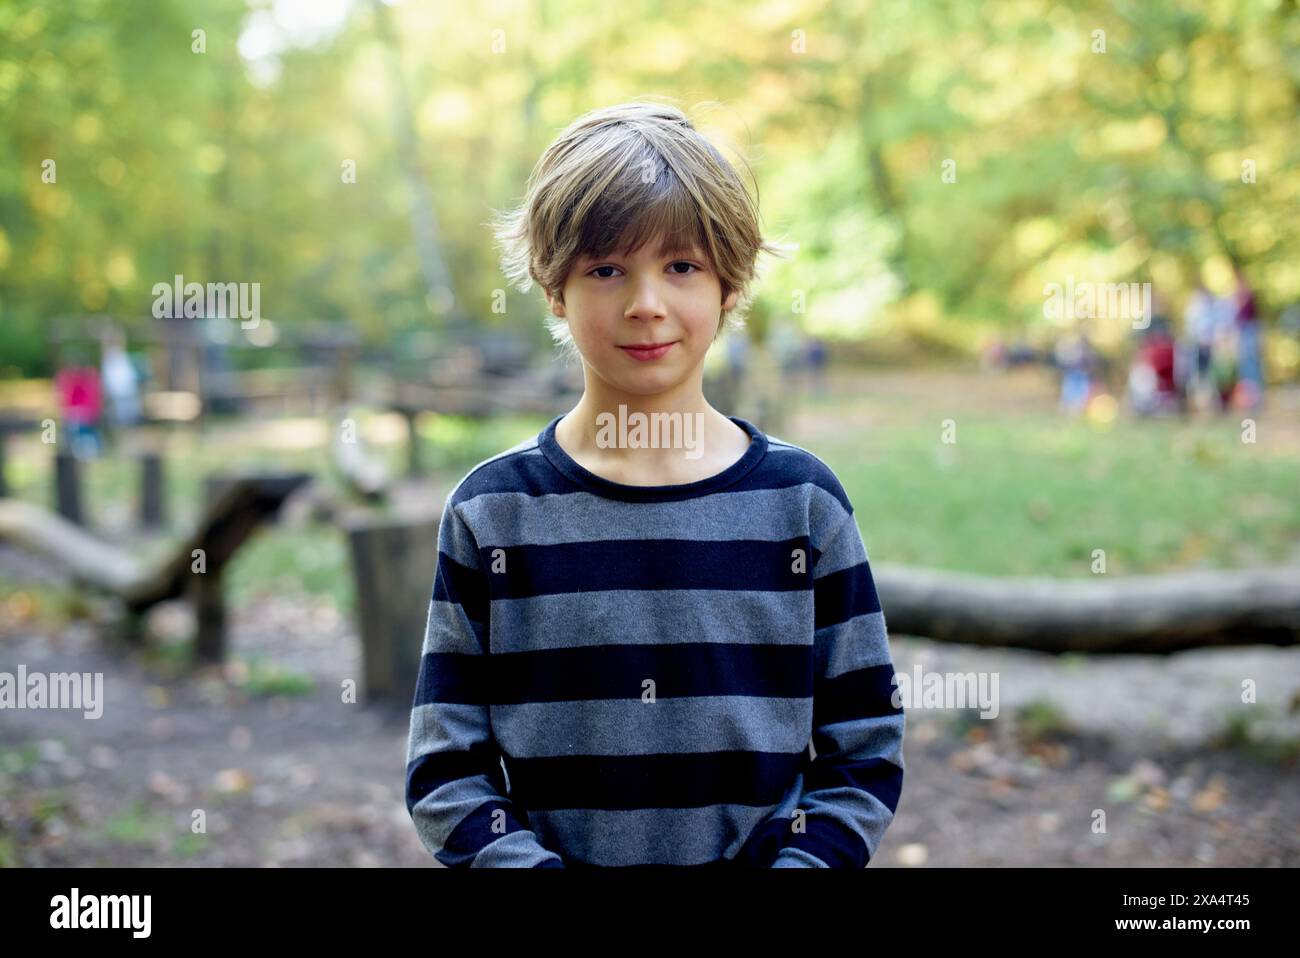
489,99,786,362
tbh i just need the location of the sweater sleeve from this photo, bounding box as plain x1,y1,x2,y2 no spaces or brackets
404,495,565,867
770,508,905,868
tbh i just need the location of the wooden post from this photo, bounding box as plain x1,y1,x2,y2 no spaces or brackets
346,514,440,702
400,406,423,476
205,475,234,505
189,566,226,663
55,451,83,525
0,430,8,498
139,452,165,530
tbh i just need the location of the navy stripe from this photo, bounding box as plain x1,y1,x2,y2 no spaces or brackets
432,551,490,626
813,560,882,629
413,642,813,707
455,446,852,515
413,652,494,706
405,743,503,814
782,816,869,868
804,756,905,815
439,798,534,868
813,662,902,729
484,537,813,599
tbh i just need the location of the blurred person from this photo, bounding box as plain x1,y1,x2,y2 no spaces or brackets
1210,302,1239,413
805,333,828,396
769,319,804,392
1184,282,1218,412
1128,317,1180,417
1054,328,1095,415
101,325,142,431
1231,264,1263,411
55,349,104,458
724,322,750,388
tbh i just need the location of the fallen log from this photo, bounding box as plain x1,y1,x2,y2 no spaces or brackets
875,563,1300,654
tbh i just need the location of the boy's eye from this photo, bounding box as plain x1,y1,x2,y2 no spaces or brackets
587,262,701,279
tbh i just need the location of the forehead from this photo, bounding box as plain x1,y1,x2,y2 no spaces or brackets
578,240,704,261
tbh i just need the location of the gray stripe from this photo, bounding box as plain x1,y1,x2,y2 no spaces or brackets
436,507,482,568
407,701,489,763
490,696,813,757
814,712,906,769
459,484,850,547
471,829,558,867
422,599,482,656
814,514,869,578
490,589,814,653
815,610,891,676
530,790,802,866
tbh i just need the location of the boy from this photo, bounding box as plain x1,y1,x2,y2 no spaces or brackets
405,100,905,868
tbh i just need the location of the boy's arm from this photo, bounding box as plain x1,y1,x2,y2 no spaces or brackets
770,509,905,868
405,498,565,867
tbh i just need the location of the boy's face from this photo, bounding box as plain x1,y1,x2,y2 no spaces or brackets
545,236,739,398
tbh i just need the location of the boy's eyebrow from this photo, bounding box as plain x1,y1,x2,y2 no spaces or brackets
579,245,704,262
661,245,705,259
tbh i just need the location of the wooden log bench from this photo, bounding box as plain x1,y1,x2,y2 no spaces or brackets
0,471,312,662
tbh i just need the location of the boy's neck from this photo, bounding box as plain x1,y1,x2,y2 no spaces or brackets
555,386,749,486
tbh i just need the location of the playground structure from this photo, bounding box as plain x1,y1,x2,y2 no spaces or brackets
0,472,310,662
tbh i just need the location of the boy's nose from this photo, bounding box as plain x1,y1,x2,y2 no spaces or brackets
624,279,669,323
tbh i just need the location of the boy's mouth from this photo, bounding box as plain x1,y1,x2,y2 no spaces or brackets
619,341,677,361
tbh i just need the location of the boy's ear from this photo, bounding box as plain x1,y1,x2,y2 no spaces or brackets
722,289,739,312
545,287,566,318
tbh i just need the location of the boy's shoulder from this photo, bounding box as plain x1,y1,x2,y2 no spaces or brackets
443,429,545,511
761,429,854,518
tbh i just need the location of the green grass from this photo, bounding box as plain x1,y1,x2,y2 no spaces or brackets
0,743,41,777
810,408,1300,577
99,801,170,846
415,412,551,476
171,832,212,858
225,526,352,612
1014,699,1076,744
1209,710,1300,767
234,655,315,698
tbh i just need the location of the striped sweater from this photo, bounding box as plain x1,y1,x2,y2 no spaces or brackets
405,413,905,868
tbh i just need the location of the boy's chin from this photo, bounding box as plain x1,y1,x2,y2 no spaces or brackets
592,368,697,398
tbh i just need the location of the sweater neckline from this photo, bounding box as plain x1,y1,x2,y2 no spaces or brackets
538,412,769,503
